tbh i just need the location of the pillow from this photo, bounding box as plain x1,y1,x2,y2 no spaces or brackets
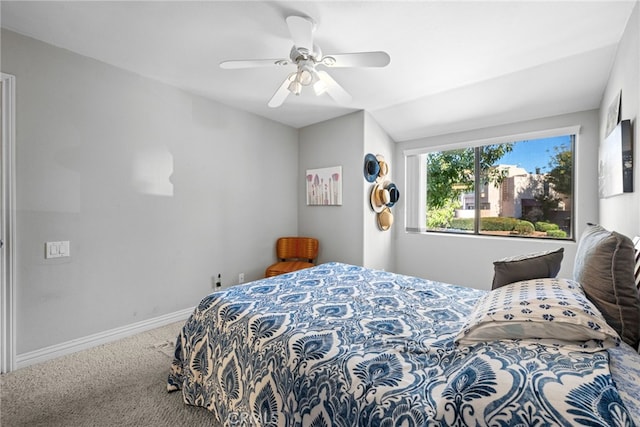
455,278,620,351
573,223,640,348
492,248,564,289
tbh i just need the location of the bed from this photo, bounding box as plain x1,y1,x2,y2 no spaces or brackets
168,258,640,426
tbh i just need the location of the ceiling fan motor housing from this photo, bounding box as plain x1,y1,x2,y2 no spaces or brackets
289,45,322,64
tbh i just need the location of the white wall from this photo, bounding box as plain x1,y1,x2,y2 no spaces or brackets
298,112,365,266
2,29,299,354
599,1,640,238
363,112,396,271
394,110,601,290
298,111,397,272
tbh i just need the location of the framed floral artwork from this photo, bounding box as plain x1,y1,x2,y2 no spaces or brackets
306,166,342,205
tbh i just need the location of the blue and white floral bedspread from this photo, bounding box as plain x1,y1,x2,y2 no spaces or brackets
168,262,639,426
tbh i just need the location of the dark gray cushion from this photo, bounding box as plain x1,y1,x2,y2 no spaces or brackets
573,224,640,348
492,248,564,290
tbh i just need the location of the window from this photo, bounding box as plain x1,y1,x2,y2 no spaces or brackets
405,130,575,240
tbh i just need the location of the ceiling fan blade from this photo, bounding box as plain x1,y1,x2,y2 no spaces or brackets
268,75,293,108
317,71,352,104
286,15,315,51
322,51,391,68
220,59,289,69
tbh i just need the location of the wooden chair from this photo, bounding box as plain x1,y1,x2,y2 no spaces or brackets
265,237,319,277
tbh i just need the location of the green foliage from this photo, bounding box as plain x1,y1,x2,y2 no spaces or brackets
481,217,518,231
444,216,565,237
450,218,474,230
426,144,513,209
533,192,561,221
523,207,544,223
450,217,525,232
532,144,572,222
426,148,474,210
535,221,559,232
546,229,567,238
514,220,535,235
480,145,513,188
427,199,460,229
547,147,572,196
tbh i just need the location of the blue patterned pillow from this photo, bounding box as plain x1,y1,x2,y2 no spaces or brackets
455,278,621,351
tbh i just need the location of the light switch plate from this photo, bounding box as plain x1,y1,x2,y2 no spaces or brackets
45,241,70,259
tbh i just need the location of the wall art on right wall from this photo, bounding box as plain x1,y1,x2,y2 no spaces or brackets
599,118,633,198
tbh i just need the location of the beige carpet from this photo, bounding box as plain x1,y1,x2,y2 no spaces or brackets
0,321,220,426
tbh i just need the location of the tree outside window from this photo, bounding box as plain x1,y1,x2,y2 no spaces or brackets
424,135,573,240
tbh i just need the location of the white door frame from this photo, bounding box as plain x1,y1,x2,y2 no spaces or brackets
1,72,17,373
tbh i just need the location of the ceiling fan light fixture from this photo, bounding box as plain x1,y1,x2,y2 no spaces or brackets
287,65,316,95
298,67,314,86
288,79,302,95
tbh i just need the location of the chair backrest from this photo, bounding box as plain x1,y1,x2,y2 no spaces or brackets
276,237,319,263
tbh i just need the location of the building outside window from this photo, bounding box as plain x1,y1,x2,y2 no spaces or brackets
404,131,575,240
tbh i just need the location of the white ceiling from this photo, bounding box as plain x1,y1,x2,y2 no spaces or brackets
1,1,637,141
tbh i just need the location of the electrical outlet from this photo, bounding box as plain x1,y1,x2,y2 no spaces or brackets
238,273,245,284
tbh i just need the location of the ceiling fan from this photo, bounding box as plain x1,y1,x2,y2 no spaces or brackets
219,15,391,108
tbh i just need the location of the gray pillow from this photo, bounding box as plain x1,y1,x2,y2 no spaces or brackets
492,248,564,290
573,223,640,348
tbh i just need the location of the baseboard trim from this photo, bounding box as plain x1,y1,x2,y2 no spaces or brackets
15,307,194,370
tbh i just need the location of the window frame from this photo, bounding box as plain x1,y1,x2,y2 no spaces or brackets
403,126,579,240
